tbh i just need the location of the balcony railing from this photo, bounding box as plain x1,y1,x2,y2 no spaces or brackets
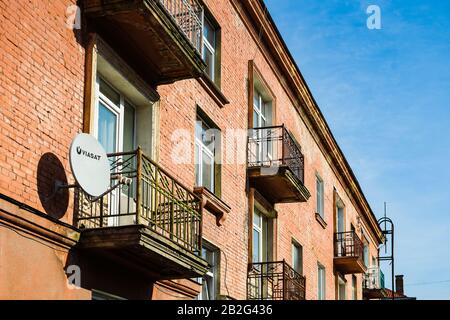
158,0,203,54
247,261,306,300
334,231,364,262
247,125,305,183
364,266,385,290
76,148,202,253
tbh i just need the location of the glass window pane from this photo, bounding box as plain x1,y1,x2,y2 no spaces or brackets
253,229,260,262
195,119,203,141
321,183,324,214
292,243,302,274
98,102,117,153
253,110,259,128
339,281,346,300
318,265,325,300
261,100,266,117
364,244,369,265
203,18,215,47
203,45,214,79
99,78,120,106
316,178,324,217
253,91,260,110
316,179,320,213
337,207,344,233
292,245,297,270
201,127,214,150
202,151,213,191
195,143,201,186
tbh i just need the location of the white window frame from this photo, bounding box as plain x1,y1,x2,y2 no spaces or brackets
195,117,215,192
94,76,136,154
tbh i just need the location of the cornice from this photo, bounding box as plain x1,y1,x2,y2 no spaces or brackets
0,194,80,249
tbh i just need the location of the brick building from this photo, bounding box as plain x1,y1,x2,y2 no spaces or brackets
0,0,385,300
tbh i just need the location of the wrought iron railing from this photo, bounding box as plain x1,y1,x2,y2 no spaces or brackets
75,148,202,253
247,261,306,300
247,125,305,183
158,0,204,54
334,231,364,264
363,266,385,290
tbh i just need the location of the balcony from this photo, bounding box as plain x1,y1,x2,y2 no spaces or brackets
247,261,306,300
84,0,206,85
363,266,388,299
334,231,367,274
75,148,208,280
247,125,310,204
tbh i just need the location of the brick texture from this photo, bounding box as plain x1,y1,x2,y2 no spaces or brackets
0,0,380,300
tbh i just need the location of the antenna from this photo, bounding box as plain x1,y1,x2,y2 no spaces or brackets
46,133,130,202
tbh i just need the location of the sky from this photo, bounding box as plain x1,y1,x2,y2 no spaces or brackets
265,0,450,299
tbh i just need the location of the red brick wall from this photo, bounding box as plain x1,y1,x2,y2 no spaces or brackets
0,0,87,299
0,0,379,300
157,0,380,300
0,0,85,225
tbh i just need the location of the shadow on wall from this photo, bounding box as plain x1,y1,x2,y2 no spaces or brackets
37,152,69,220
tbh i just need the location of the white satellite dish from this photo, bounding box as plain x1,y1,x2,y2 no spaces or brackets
69,133,110,198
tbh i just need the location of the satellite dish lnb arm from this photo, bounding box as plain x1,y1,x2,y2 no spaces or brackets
89,175,132,202
49,175,131,202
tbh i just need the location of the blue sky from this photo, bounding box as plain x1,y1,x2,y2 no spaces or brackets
265,0,450,299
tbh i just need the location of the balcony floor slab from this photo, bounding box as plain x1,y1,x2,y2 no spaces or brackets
76,225,209,280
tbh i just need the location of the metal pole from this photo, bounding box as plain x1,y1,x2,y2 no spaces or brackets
391,222,395,300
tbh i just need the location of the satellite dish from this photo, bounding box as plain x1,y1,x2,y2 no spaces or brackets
69,133,110,198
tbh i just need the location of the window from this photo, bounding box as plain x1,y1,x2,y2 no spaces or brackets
363,240,369,267
253,89,272,128
252,86,273,164
197,243,220,300
195,115,217,193
352,275,357,300
95,76,138,227
318,263,326,300
316,175,324,218
338,276,346,300
252,207,270,263
336,205,344,233
202,15,220,85
292,241,303,275
96,77,136,154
